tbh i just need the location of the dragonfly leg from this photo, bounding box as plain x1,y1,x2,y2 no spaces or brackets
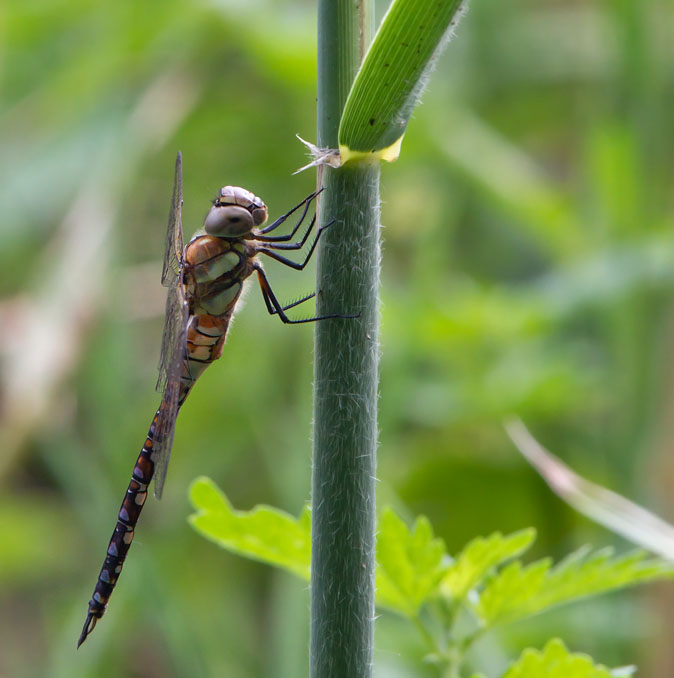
279,291,316,312
256,188,323,239
254,264,354,324
257,218,336,270
257,287,315,316
259,214,317,251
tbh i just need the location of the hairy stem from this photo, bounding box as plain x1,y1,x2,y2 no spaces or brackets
310,1,379,677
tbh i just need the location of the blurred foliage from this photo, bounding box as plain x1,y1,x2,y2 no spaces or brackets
499,639,618,678
0,0,672,677
188,482,674,675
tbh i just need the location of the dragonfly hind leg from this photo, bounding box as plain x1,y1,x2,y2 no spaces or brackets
253,264,356,324
276,291,316,313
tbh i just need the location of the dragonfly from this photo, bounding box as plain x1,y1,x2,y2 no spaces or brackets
78,152,343,648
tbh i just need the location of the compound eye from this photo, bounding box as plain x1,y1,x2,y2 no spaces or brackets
252,205,268,226
204,205,254,237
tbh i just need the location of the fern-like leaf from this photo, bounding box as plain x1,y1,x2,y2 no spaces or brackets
503,639,630,678
442,529,536,601
477,546,674,626
376,507,449,616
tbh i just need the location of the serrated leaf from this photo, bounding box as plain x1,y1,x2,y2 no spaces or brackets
189,479,671,641
478,558,552,624
338,0,465,161
442,529,536,601
524,547,673,618
376,507,449,616
503,639,615,678
477,546,674,626
189,483,448,616
188,476,311,580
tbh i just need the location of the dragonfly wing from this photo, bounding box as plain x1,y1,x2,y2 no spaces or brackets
157,152,185,394
153,152,188,499
161,151,184,289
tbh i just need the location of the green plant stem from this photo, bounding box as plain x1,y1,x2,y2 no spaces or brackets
311,1,378,677
412,613,440,655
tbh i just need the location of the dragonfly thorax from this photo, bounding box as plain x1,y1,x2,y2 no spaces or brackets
204,186,268,238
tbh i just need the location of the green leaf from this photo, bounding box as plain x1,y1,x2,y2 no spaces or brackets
502,639,618,678
190,485,449,617
524,547,674,618
188,476,311,580
338,0,465,162
477,558,552,625
442,529,536,601
375,507,449,616
477,546,674,626
189,480,672,641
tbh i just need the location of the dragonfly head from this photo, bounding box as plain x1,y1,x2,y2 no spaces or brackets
204,186,268,238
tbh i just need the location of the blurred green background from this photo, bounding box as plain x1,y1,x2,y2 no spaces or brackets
1,0,673,676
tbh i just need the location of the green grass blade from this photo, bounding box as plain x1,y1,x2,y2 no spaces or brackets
338,0,465,161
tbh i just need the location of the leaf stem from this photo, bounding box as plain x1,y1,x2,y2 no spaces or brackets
412,613,440,654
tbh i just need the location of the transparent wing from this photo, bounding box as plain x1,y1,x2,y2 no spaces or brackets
153,152,188,499
161,151,184,289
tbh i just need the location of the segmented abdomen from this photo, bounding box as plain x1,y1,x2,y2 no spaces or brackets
79,236,247,647
78,311,233,647
78,409,159,645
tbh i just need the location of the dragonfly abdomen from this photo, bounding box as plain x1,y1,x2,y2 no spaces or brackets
181,314,229,385
80,304,233,649
78,409,158,647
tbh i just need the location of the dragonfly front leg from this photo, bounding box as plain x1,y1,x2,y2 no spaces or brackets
256,218,336,270
256,188,322,239
256,214,317,251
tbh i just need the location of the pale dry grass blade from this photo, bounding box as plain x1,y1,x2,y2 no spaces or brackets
506,418,674,560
